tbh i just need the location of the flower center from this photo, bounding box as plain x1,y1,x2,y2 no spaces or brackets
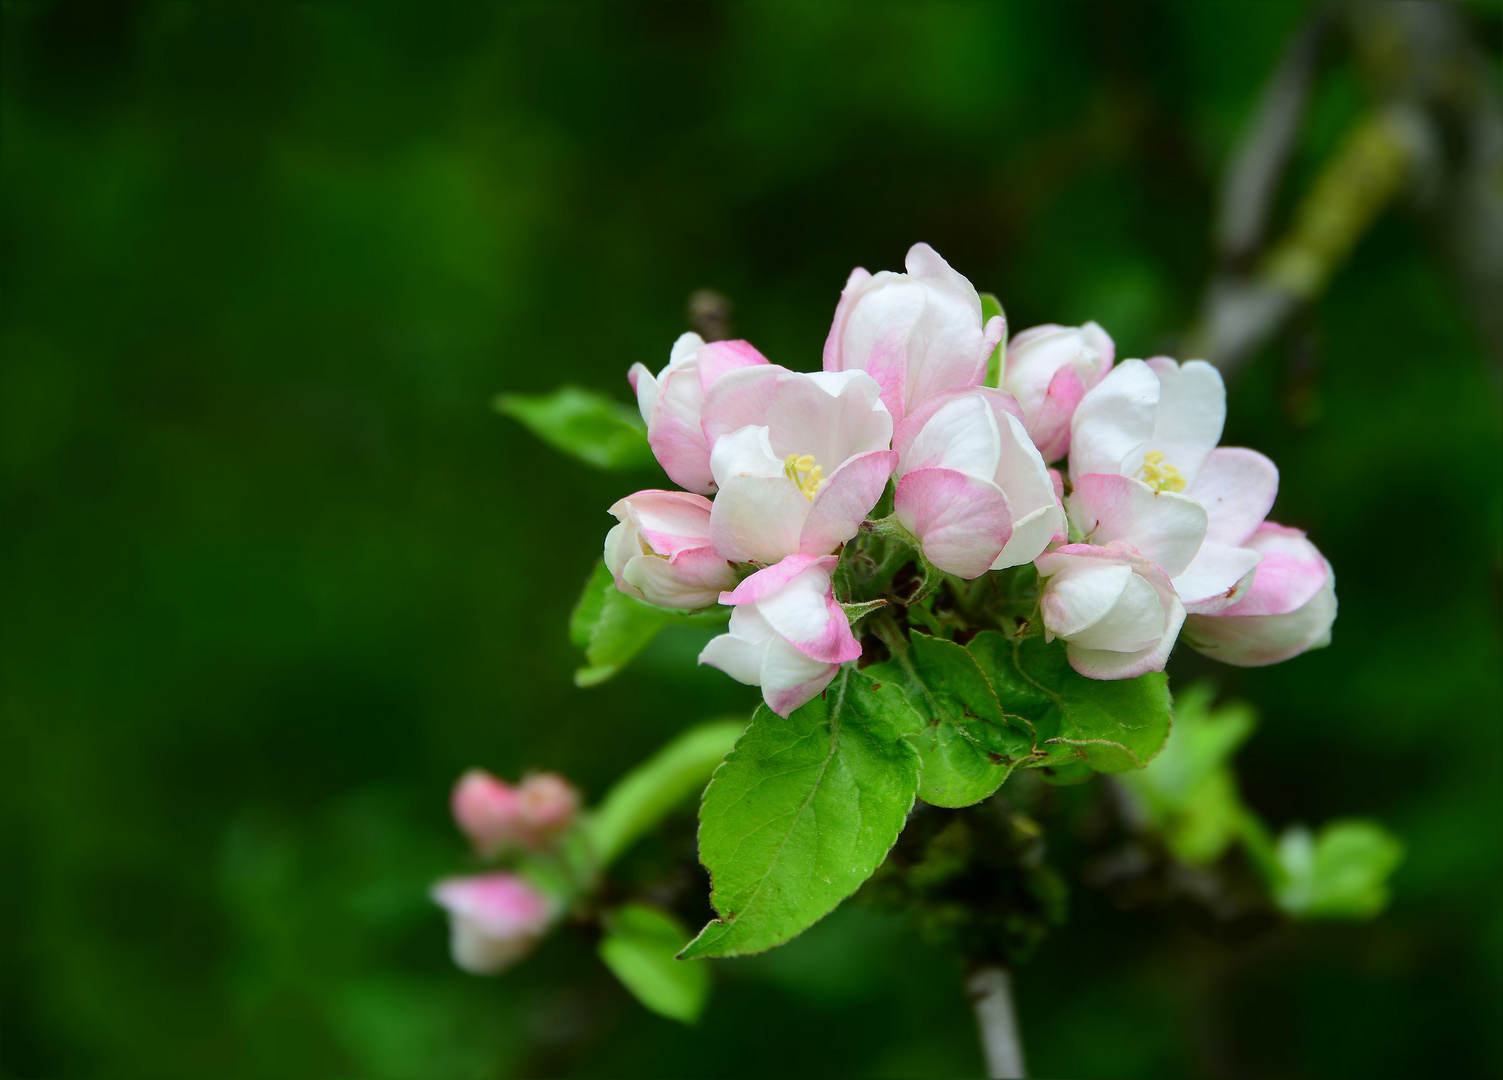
1138,450,1187,492
783,453,826,501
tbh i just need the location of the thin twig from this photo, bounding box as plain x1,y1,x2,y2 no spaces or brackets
968,965,1027,1079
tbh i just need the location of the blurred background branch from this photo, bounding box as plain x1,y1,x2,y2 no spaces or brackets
1192,1,1503,381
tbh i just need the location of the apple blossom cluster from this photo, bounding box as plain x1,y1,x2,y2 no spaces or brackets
430,769,579,974
606,244,1336,718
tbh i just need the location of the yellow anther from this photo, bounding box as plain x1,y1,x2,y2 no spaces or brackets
1138,452,1187,492
784,452,827,501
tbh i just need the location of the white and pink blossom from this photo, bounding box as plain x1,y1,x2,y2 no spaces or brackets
1001,322,1114,462
892,387,1064,578
604,490,739,609
698,554,860,716
822,243,1004,426
1035,543,1187,680
1066,357,1265,613
702,367,896,565
1183,524,1336,666
628,334,771,494
431,873,557,975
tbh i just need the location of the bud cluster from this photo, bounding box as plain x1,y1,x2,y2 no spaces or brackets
604,243,1335,715
430,768,580,974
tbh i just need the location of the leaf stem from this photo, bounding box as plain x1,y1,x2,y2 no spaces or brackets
967,965,1028,1079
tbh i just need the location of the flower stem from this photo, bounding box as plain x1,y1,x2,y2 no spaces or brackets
967,965,1027,1079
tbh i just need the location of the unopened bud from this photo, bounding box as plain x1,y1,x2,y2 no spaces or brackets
450,769,522,857
431,873,555,975
516,772,580,845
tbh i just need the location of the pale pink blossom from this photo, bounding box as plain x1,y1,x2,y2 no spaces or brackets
431,874,556,974
701,367,896,565
604,490,738,609
1035,543,1187,680
1001,322,1114,461
1183,524,1336,666
1066,357,1265,612
628,334,771,494
822,243,1004,425
891,387,1064,578
698,554,860,716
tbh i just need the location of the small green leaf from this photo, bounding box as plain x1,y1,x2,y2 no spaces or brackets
495,386,654,471
967,631,1171,773
570,562,669,686
873,633,1031,808
981,292,1008,388
1274,820,1405,920
680,668,921,959
1117,682,1258,864
586,719,745,868
599,904,709,1024
569,562,729,687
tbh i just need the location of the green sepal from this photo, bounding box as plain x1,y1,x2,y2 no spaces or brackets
680,668,921,958
494,385,655,471
598,903,709,1024
981,292,1007,388
570,562,729,687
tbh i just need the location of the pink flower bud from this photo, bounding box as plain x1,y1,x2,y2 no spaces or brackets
431,873,556,975
604,490,739,610
450,769,523,857
515,772,580,844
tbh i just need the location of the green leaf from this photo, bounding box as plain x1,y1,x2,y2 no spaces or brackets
570,562,669,686
1116,682,1258,864
680,668,921,958
494,385,654,471
981,292,1008,388
586,719,746,868
569,562,729,687
872,633,1031,808
1274,820,1405,920
967,631,1171,773
598,904,709,1024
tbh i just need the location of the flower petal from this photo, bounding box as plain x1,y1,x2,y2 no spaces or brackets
1066,473,1208,578
895,468,1013,579
1224,523,1330,617
708,426,808,563
696,339,771,389
759,636,840,717
1172,540,1262,614
1134,358,1225,485
1186,446,1279,546
1184,567,1335,666
799,449,898,555
1069,358,1159,481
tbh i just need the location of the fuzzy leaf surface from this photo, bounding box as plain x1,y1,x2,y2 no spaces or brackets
680,668,920,959
872,633,1031,807
494,385,654,470
967,631,1171,772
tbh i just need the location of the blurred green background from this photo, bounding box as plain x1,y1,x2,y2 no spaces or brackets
3,2,1500,1077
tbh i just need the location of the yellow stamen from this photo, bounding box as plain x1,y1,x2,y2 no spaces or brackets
1138,451,1187,492
784,452,826,501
